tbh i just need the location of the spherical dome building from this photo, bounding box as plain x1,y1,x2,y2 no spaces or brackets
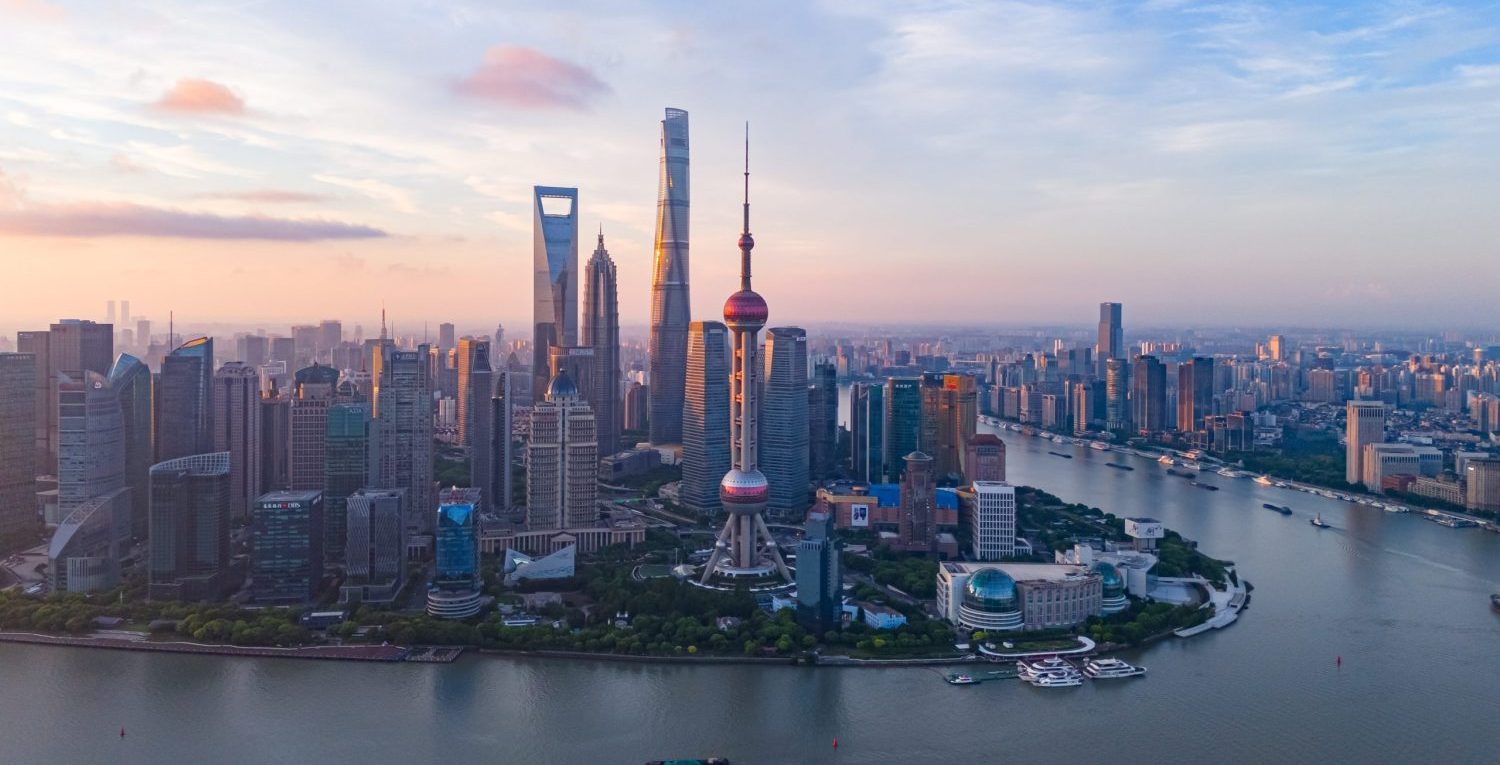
545,370,578,401
958,568,1024,631
723,289,768,329
1094,561,1129,614
719,467,770,513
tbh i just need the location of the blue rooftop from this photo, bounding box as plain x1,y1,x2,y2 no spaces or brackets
863,484,960,510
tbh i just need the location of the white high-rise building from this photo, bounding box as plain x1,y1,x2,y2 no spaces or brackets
526,372,597,531
970,481,1016,561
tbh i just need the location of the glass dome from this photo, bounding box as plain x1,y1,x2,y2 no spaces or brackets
1094,562,1124,597
963,568,1019,612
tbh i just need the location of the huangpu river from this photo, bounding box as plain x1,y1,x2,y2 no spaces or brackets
3,419,1500,764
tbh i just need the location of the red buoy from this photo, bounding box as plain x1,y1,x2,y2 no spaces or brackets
833,738,839,749
120,727,126,738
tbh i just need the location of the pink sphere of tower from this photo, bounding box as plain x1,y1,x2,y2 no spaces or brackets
723,289,769,327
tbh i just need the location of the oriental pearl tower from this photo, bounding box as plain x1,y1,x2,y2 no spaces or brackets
700,128,792,586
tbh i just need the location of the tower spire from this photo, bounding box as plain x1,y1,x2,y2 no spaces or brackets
380,303,387,342
739,122,753,291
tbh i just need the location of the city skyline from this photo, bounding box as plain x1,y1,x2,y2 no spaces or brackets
5,3,1500,330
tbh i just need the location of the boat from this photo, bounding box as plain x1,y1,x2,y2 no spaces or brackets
1158,455,1176,465
1089,441,1111,451
1048,451,1074,459
1179,461,1202,472
1491,593,1500,612
1254,475,1274,486
1263,503,1292,515
1189,481,1220,491
1310,514,1331,528
646,760,729,765
1274,481,1289,488
946,673,978,685
1028,673,1084,687
1082,658,1146,679
1052,435,1067,444
1016,657,1075,678
1105,462,1135,471
1217,468,1243,478
1166,468,1194,478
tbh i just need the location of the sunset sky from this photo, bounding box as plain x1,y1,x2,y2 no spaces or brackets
3,0,1500,336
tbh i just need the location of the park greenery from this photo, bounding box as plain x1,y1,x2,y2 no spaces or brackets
0,586,314,646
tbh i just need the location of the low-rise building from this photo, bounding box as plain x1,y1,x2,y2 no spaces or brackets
936,561,1103,632
858,601,908,630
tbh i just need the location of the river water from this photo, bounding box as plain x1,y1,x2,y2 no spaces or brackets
3,420,1500,764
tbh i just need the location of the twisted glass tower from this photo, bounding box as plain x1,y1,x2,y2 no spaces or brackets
700,132,791,587
648,108,690,444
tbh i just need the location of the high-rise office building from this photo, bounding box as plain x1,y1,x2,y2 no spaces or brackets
341,488,406,605
526,372,598,531
260,393,290,492
46,320,114,471
897,451,936,553
795,510,842,633
583,231,620,457
157,337,214,463
0,353,38,549
148,452,233,601
1267,334,1286,362
1105,358,1129,431
849,382,885,483
808,362,838,480
1176,356,1215,433
15,331,53,469
964,434,1006,482
373,344,434,534
762,326,809,519
939,374,977,478
251,489,324,604
1346,400,1388,486
1464,457,1500,512
108,354,153,540
487,372,515,513
317,320,341,362
213,362,262,519
700,148,791,585
48,486,129,593
1131,355,1167,434
438,323,456,358
623,382,649,432
1097,302,1123,371
459,338,495,510
532,185,579,403
427,500,481,619
57,372,125,516
289,364,339,491
324,402,373,549
884,377,922,482
969,480,1016,560
648,107,691,446
681,321,730,515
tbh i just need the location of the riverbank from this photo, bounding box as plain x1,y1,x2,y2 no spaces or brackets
0,631,412,662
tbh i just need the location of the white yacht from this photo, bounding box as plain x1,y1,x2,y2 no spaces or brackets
1028,673,1084,688
1158,455,1177,466
1254,475,1274,486
1089,441,1111,451
1016,657,1075,679
1082,658,1146,679
1216,467,1242,478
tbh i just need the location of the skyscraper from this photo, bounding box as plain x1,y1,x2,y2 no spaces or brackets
681,320,730,515
795,510,842,633
251,489,324,604
324,402,374,549
884,377,922,483
938,374,976,478
1346,400,1388,486
290,363,339,491
1176,356,1215,433
968,480,1016,561
1097,302,1123,371
213,362,262,519
108,354,153,540
157,337,214,463
427,500,481,619
964,434,1006,483
460,338,495,511
0,353,38,549
1105,358,1130,432
701,140,791,585
648,107,691,446
487,372,515,513
808,362,838,480
147,452,233,601
341,488,406,605
1131,355,1167,434
532,185,579,403
849,382,884,483
373,344,434,534
583,231,620,457
15,331,52,469
898,451,936,553
762,326,809,519
57,372,125,517
526,372,598,530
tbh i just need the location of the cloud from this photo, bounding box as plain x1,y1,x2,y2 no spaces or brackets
453,45,608,109
0,0,65,22
313,174,418,214
0,202,385,240
152,78,245,115
194,189,328,203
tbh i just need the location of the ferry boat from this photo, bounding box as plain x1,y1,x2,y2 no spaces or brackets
1082,658,1146,679
1105,462,1135,471
1016,657,1075,678
1048,451,1074,459
1089,441,1111,451
1190,481,1220,491
1310,514,1331,529
1179,461,1202,472
1254,475,1274,486
1158,455,1177,466
1028,673,1084,688
946,673,978,685
1263,503,1292,515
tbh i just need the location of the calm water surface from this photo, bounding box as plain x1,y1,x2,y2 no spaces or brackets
3,417,1500,764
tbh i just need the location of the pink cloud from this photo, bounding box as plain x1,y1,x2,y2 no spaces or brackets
0,202,384,240
453,45,609,109
153,78,245,115
194,189,328,203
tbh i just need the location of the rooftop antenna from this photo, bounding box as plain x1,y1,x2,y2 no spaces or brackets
739,121,753,291
380,303,388,342
169,310,174,349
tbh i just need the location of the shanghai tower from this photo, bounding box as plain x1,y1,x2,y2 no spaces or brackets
648,108,690,444
700,129,791,587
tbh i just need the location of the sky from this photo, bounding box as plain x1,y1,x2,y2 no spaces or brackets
2,0,1500,337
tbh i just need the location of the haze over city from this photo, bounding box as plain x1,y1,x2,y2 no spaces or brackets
4,0,1500,332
